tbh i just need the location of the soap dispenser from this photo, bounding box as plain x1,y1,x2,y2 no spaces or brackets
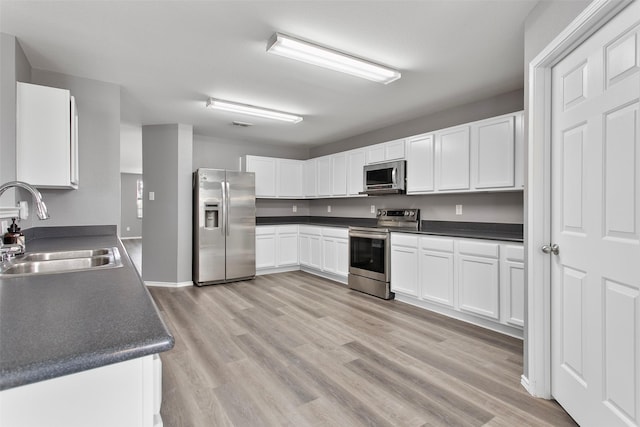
3,218,24,247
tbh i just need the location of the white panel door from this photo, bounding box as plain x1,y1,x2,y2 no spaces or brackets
246,156,277,197
366,143,385,164
471,115,515,189
303,159,317,198
277,159,303,198
322,238,337,273
420,249,454,307
309,235,322,270
277,232,299,266
550,2,640,425
299,234,310,266
384,139,405,160
390,243,419,297
435,126,470,190
347,150,366,196
335,238,349,277
331,153,347,196
406,134,434,193
255,233,276,269
316,156,332,196
457,254,499,319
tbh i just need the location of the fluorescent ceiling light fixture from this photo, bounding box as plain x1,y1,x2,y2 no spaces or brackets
267,33,401,84
206,98,303,123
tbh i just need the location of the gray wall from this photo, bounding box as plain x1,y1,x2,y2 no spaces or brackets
256,199,311,217
0,34,30,206
308,192,524,223
193,134,308,172
311,89,523,157
120,173,142,238
521,0,590,380
142,124,192,284
0,36,121,230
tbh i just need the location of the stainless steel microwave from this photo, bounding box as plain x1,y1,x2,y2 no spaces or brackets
362,160,406,195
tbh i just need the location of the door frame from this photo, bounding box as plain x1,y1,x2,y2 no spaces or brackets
525,0,634,399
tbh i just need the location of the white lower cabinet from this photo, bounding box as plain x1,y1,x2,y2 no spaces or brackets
257,225,347,281
457,240,500,320
256,225,298,270
390,234,419,297
500,245,525,327
390,232,523,336
0,354,161,427
419,237,455,307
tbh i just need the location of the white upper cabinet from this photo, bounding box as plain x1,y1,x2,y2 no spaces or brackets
366,139,406,164
245,156,303,198
346,149,366,196
316,155,332,197
471,115,515,189
435,125,470,191
331,153,347,196
245,156,277,197
277,159,303,198
16,82,79,189
406,134,434,193
303,159,317,198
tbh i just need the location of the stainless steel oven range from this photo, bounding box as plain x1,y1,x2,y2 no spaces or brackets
348,208,420,299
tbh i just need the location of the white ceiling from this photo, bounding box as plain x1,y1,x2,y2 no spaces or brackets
1,0,537,149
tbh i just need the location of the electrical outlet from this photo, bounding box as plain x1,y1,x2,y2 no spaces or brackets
456,204,463,215
327,205,332,213
292,205,297,213
126,226,131,231
370,205,375,214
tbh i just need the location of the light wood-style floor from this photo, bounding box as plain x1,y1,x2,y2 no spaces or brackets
148,271,576,427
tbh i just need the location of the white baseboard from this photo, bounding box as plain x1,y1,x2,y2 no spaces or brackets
300,266,348,285
521,374,532,394
120,236,142,240
145,280,192,288
256,265,300,275
394,294,523,339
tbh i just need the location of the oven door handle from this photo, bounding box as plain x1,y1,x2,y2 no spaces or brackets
349,231,389,240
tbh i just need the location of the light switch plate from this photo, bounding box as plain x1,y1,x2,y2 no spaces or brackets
370,205,376,214
149,191,155,201
327,205,331,213
292,205,297,213
456,204,463,215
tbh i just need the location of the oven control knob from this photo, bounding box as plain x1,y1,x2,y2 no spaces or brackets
377,210,382,216
382,211,387,216
404,210,409,216
409,211,415,216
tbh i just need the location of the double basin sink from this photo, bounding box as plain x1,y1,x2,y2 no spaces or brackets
0,247,122,277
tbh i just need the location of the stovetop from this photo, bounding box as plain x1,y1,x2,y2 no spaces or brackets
350,208,420,232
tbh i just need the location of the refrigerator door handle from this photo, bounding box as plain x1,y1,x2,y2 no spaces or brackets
220,181,227,236
225,181,231,236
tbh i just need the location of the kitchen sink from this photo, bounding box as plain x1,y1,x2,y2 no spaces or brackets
0,247,122,277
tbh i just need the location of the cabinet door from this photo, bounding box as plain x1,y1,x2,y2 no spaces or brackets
385,139,405,160
299,234,310,266
277,232,299,266
335,238,349,277
16,82,75,188
316,156,332,196
322,238,337,273
347,150,366,196
457,255,500,319
303,159,317,198
420,250,454,307
246,156,277,197
277,159,303,198
255,230,276,269
435,126,470,190
501,244,524,327
471,115,515,189
406,134,434,193
390,236,419,296
331,153,347,196
309,235,322,270
366,144,386,164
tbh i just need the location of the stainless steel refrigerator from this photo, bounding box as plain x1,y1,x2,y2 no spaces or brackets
193,168,256,285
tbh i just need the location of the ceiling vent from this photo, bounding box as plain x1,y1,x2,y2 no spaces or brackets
232,121,253,127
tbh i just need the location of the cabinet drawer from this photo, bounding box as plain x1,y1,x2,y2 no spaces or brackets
277,225,298,234
256,226,276,235
503,244,524,262
420,236,454,253
458,240,499,258
322,227,348,239
391,233,418,248
299,226,322,236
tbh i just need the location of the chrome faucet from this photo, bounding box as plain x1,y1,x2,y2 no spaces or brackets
0,181,50,220
0,181,50,261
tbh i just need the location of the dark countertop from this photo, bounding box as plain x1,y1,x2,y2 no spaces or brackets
257,216,523,242
0,225,174,391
